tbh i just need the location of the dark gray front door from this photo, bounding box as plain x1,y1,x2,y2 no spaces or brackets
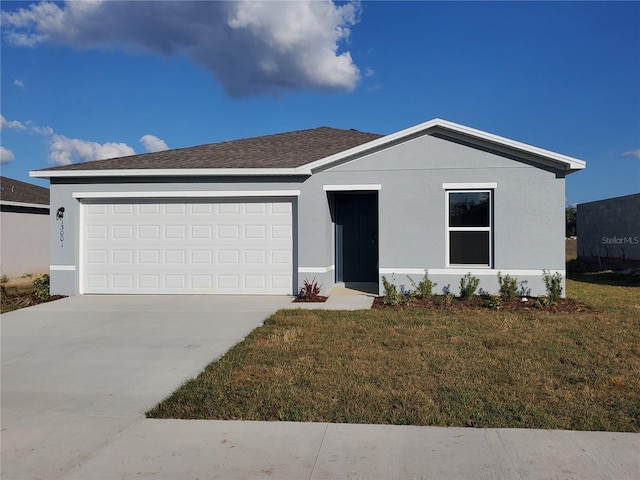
336,193,378,282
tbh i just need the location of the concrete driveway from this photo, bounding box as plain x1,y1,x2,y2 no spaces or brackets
1,295,293,480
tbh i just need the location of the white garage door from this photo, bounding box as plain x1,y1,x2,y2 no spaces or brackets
81,198,293,294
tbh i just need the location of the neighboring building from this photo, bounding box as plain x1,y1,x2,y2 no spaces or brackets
0,176,50,277
577,193,640,261
30,118,586,297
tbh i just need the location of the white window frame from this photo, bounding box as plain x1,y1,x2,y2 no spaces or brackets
446,189,493,268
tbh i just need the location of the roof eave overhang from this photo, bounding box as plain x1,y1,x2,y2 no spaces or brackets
29,168,308,179
0,200,50,209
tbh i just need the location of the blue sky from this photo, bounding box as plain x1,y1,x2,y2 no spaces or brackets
1,0,638,206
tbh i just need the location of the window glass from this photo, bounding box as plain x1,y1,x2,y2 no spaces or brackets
449,231,490,265
449,192,490,227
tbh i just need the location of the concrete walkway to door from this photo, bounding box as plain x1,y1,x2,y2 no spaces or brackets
2,295,638,480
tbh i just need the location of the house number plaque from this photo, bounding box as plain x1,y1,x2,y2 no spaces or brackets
56,207,65,248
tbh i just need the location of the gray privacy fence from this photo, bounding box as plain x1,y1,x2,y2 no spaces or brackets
577,193,640,261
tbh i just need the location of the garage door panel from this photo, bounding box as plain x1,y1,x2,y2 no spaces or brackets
82,199,293,294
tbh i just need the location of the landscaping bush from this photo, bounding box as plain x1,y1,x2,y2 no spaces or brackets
543,270,563,303
484,295,503,310
381,275,410,305
497,272,518,302
298,278,322,301
408,271,436,300
381,276,399,305
459,273,479,300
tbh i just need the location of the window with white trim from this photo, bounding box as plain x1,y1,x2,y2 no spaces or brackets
447,190,492,266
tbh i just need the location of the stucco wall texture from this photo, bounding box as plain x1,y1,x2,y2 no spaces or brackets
1,211,50,277
577,193,640,261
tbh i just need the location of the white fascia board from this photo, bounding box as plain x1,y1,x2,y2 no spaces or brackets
0,200,50,209
432,119,586,171
297,118,586,174
30,168,304,179
72,190,301,199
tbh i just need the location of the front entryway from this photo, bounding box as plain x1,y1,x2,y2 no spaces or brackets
334,192,378,283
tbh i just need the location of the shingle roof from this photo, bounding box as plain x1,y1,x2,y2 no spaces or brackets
36,127,383,172
0,177,50,205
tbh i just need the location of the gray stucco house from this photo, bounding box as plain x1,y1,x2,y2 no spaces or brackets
30,119,585,297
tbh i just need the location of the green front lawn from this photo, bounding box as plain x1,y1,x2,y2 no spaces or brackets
147,278,640,432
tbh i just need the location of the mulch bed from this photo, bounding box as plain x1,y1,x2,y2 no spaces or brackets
292,296,328,303
372,295,593,313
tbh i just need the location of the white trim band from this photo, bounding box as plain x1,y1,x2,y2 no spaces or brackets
380,268,565,277
50,265,76,271
323,184,382,191
429,269,565,276
72,190,301,199
298,265,335,274
379,268,426,275
442,182,498,190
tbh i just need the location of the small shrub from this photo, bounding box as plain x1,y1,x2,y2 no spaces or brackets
542,270,563,303
0,285,6,303
33,274,50,301
381,277,412,306
497,272,518,302
298,277,322,301
534,296,552,308
485,295,502,310
408,271,437,300
382,275,407,305
459,273,480,301
382,275,401,305
0,274,8,284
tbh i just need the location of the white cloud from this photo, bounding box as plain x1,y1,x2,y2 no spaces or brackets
0,114,26,130
48,134,135,166
1,0,362,97
31,125,53,136
14,79,24,88
140,134,168,153
0,146,15,164
622,149,640,160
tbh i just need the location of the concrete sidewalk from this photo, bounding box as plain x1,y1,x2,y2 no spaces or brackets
65,421,640,479
2,295,638,480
